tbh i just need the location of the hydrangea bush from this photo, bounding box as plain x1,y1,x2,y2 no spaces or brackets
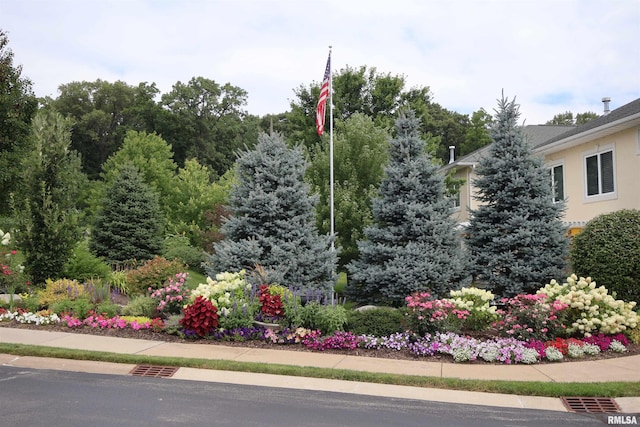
538,274,638,336
448,287,498,330
190,270,253,316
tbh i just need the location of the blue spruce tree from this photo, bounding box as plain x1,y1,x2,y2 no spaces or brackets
347,110,469,306
207,132,337,293
465,96,568,297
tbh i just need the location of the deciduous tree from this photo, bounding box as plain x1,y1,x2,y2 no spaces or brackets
306,113,389,268
0,29,37,214
53,80,162,179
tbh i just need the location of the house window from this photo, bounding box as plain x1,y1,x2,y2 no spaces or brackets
550,164,564,203
585,150,614,196
450,184,461,209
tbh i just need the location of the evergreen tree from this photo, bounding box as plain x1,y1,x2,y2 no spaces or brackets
347,110,469,306
91,164,163,263
98,130,177,215
207,132,336,293
15,109,85,285
465,96,568,297
0,29,38,215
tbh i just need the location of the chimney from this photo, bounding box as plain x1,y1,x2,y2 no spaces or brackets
602,97,611,115
448,146,456,164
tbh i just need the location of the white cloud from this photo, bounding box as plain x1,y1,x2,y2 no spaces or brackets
2,0,638,124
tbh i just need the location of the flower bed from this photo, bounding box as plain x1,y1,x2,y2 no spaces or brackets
0,308,634,365
1,272,638,366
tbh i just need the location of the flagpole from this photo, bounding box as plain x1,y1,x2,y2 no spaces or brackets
328,46,335,253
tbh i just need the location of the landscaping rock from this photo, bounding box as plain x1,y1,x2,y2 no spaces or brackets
0,294,21,304
355,305,378,312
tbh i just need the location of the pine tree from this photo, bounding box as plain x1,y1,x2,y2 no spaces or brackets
207,132,337,293
465,96,568,297
347,110,469,306
91,164,164,263
15,109,85,285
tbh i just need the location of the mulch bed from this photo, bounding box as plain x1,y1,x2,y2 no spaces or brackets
2,321,638,365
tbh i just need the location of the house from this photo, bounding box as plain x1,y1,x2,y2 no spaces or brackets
443,97,640,233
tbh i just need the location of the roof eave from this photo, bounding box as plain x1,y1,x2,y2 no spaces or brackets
536,112,640,155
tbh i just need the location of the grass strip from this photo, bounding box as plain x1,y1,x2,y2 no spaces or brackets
0,343,638,398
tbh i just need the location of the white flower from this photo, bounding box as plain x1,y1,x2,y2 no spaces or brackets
520,348,539,364
545,347,564,361
0,230,10,246
567,344,584,358
609,340,627,353
583,344,600,355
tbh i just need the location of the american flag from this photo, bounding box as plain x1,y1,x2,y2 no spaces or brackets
316,53,331,136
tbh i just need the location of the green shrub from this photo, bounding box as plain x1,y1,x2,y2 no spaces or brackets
302,303,347,335
49,298,75,315
162,234,206,274
15,293,42,312
63,240,112,282
95,301,120,317
50,297,93,319
345,307,406,337
162,314,183,335
570,209,640,302
121,295,157,318
125,256,185,295
299,301,322,330
71,298,93,320
218,303,257,330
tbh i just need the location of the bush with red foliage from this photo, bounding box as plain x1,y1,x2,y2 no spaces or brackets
258,285,284,319
179,296,218,337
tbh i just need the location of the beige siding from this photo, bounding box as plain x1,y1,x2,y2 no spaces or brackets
450,167,473,223
544,127,640,224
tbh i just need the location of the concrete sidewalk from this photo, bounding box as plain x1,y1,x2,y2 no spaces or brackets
1,327,639,413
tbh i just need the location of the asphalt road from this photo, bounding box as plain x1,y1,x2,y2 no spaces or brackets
0,366,608,426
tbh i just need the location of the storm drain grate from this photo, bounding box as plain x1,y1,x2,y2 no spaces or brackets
130,365,179,378
561,397,620,413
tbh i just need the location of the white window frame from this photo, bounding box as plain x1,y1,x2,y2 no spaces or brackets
583,144,617,202
548,160,565,204
451,183,461,211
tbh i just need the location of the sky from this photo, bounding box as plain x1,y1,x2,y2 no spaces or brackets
2,0,639,125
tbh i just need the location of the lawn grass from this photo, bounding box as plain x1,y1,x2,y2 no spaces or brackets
1,342,638,398
185,269,207,290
